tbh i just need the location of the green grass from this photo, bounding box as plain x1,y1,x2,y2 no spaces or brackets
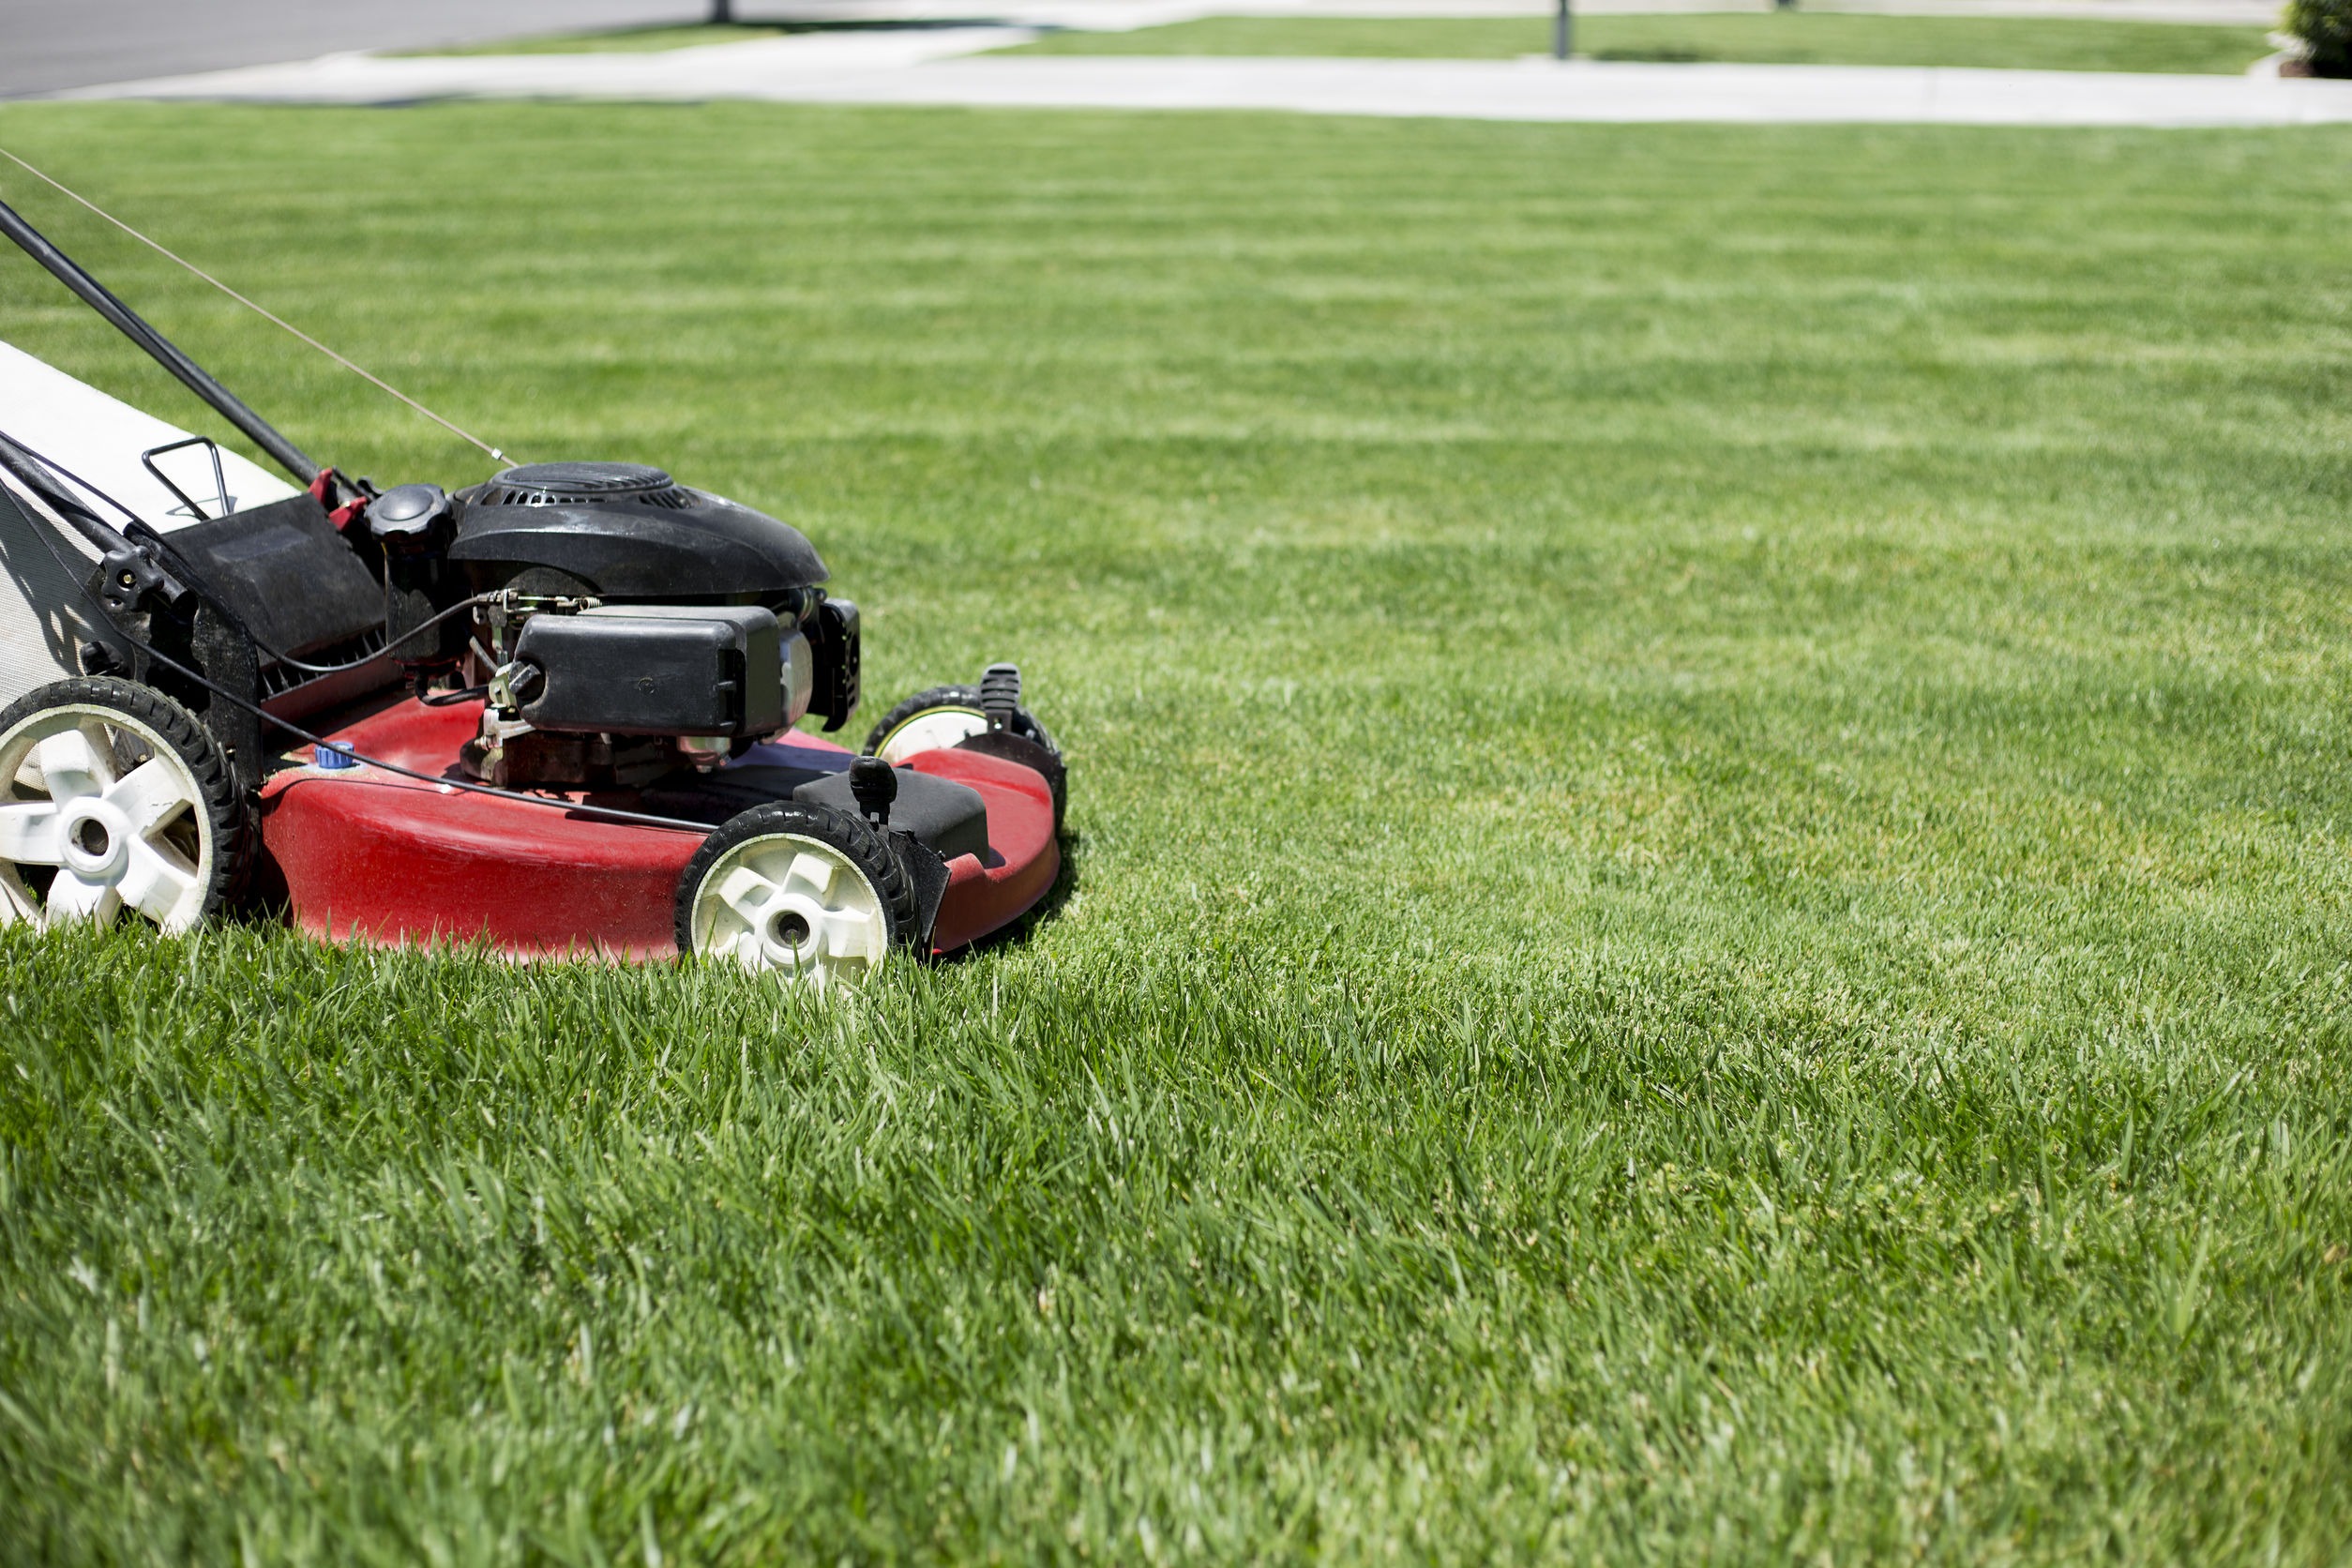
2,101,2352,1562
1001,13,2280,72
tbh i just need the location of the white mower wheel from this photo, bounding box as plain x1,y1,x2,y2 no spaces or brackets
675,802,917,988
0,678,248,933
863,684,1059,765
873,707,989,767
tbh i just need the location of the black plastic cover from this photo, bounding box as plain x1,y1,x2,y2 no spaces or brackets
891,830,953,949
806,596,860,732
795,765,989,862
162,491,383,660
450,463,827,601
512,604,782,737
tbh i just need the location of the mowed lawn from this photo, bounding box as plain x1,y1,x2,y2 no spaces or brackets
1,103,2350,1562
996,13,2279,72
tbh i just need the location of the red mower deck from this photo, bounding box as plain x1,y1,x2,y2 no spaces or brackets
257,697,1059,960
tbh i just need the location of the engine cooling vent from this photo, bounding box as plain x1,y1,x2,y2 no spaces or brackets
257,626,390,701
482,461,696,510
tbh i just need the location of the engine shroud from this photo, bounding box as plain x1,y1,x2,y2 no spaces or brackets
449,461,827,601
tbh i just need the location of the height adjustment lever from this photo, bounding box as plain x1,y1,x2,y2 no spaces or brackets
981,663,1022,732
849,755,897,827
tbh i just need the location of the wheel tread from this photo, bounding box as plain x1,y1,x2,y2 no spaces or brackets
0,676,252,925
673,800,920,964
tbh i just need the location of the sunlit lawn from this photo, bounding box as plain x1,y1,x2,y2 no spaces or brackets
1,101,2348,1561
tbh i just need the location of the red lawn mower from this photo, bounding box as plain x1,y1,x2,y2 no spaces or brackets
0,188,1065,987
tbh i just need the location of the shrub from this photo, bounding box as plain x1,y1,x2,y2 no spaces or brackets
2286,0,2352,75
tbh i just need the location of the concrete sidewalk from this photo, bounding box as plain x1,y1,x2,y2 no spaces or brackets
53,37,2352,125
746,0,2286,23
803,53,2352,121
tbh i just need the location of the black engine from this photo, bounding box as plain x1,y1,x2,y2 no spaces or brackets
372,460,861,789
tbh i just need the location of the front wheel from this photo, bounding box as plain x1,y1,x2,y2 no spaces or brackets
673,802,919,988
0,677,249,932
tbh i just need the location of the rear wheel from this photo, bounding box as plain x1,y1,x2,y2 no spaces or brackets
674,801,918,988
863,684,1058,765
0,678,249,933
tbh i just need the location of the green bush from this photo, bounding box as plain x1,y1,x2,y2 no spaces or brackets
2286,0,2352,74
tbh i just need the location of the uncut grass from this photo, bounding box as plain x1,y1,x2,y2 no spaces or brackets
0,104,2349,1560
999,13,2278,72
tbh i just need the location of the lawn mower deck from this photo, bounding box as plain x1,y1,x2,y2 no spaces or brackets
0,188,1065,984
262,696,1060,961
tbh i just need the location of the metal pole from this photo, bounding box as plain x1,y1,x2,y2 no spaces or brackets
0,196,323,490
1554,0,1572,59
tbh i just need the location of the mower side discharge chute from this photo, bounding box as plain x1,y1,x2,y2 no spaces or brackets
0,198,1063,980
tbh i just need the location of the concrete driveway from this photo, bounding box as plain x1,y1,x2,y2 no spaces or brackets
0,0,701,98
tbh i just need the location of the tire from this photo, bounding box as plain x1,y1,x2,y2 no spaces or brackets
0,677,250,933
673,801,919,987
862,685,1059,765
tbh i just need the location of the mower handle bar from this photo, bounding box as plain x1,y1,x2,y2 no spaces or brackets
0,195,324,496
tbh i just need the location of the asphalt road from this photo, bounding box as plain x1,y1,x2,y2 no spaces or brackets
0,0,705,98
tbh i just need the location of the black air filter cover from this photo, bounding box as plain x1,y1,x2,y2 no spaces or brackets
450,461,826,600
165,491,385,659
